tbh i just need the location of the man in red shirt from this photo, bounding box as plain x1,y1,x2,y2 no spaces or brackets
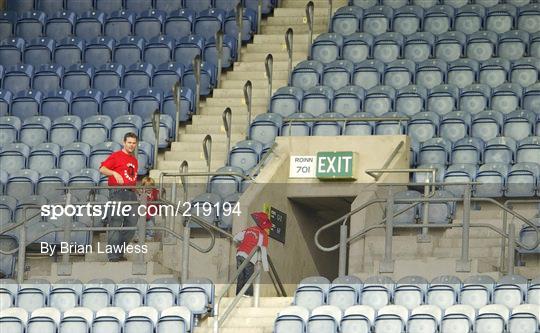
99,132,139,262
233,211,273,296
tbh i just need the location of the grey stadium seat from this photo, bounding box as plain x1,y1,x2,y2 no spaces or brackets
294,276,331,311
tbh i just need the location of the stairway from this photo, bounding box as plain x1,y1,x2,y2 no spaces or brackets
150,0,347,182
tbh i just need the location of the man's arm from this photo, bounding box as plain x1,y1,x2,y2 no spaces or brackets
233,231,245,243
99,166,124,184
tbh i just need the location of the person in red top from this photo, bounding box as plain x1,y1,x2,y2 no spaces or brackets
140,176,160,241
99,132,139,262
233,211,273,296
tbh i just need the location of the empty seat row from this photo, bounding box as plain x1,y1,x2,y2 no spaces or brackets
6,0,274,15
0,7,257,42
272,84,540,118
350,0,534,10
0,305,194,333
331,3,540,37
275,303,540,333
312,30,540,64
293,275,540,312
0,35,235,68
0,277,213,315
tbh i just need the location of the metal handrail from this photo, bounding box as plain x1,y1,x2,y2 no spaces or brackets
152,109,160,168
203,134,212,184
285,28,293,82
244,80,252,140
174,81,182,141
306,1,314,59
327,0,333,31
216,30,223,87
222,107,232,165
368,141,404,180
248,142,277,178
265,54,273,108
257,0,263,34
236,2,244,62
193,54,201,114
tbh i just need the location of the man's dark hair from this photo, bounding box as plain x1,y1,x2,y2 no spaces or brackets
124,132,138,142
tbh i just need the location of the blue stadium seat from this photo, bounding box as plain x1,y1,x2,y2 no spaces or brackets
447,59,479,90
152,62,183,93
424,5,454,36
375,112,406,135
28,142,60,173
101,88,132,119
155,0,183,13
281,112,313,136
215,0,240,11
136,141,154,174
0,116,21,145
245,0,275,15
16,279,51,312
132,88,163,120
11,90,42,120
63,64,95,94
204,34,237,69
59,142,91,173
182,61,216,96
403,32,434,63
36,0,63,15
41,89,73,120
293,276,330,311
16,11,46,40
467,31,498,62
0,37,24,66
93,63,124,93
224,8,257,42
249,113,282,147
484,136,517,164
7,0,34,12
141,114,173,148
342,32,373,64
434,31,465,62
81,115,112,146
135,10,166,41
363,5,392,36
454,5,483,35
162,86,194,123
184,0,212,12
420,190,456,225
302,86,333,117
20,115,51,147
67,0,94,15
3,64,34,94
81,278,115,311
312,33,343,65
144,36,174,66
384,59,415,90
36,169,69,197
270,86,303,117
48,279,84,312
123,63,154,92
322,60,353,91
393,5,423,36
407,112,440,143
326,276,362,312
444,163,477,197
50,115,81,147
373,32,403,64
342,112,373,136
178,278,214,316
364,85,395,116
71,89,103,119
479,58,511,89
0,195,17,225
490,83,523,114
493,275,528,309
361,276,394,310
105,10,135,41
523,83,540,112
124,307,159,333
125,0,153,12
471,110,504,142
459,84,491,114
393,276,428,311
90,141,122,169
0,90,11,117
188,192,222,227
459,275,495,310
164,8,195,40
498,30,529,61
486,4,517,34
516,136,540,164
208,165,243,198
517,3,540,33
395,85,426,118
307,305,341,333
503,110,535,141
474,163,509,197
194,8,226,40
333,85,364,116
291,60,323,90
111,115,142,144
352,59,383,90
0,143,29,175
452,137,485,165
382,0,409,9
95,0,122,14
274,306,310,333
174,35,205,67
113,278,148,312
33,64,63,95
69,168,101,199
93,306,125,332
506,162,540,197
84,37,115,67
531,32,540,58
156,306,193,333
418,137,452,166
416,59,446,90
114,36,145,67
228,139,263,172
8,170,39,199
393,191,422,225
54,37,85,67
426,275,461,311
45,11,76,41
440,111,471,143
75,11,105,41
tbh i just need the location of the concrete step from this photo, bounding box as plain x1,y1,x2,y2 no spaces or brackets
245,43,310,53
240,52,308,62
191,114,252,125
196,328,269,333
164,151,227,161
273,7,335,17
220,79,287,89
171,141,231,153
438,237,504,248
212,88,270,98
185,123,247,134
199,105,268,115
176,133,244,143
281,0,331,7
267,16,328,25
233,60,301,72
219,297,293,308
262,24,328,34
157,160,217,171
204,97,268,106
253,33,313,44
224,71,289,81
202,316,276,328
432,246,501,259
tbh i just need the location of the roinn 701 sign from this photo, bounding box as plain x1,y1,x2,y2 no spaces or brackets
289,152,357,180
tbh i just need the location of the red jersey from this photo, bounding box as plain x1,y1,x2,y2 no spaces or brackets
235,226,269,257
100,150,138,186
145,188,160,220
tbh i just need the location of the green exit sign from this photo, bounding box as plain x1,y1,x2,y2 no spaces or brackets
316,151,357,180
